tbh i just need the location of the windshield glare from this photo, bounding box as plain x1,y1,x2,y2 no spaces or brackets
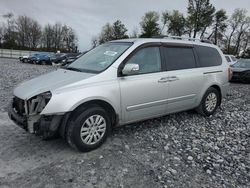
233,59,250,68
67,42,132,73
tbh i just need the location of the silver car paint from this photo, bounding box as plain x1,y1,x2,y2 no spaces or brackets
13,38,229,125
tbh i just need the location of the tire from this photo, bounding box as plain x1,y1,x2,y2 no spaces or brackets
66,105,111,152
41,61,46,65
196,87,220,116
23,59,28,63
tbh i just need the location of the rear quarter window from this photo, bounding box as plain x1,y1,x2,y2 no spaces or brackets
225,56,231,63
195,45,222,67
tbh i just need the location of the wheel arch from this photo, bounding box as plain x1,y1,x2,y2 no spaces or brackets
59,99,118,139
209,84,222,105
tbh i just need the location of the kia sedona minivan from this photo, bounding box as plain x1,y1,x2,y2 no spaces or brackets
8,37,230,151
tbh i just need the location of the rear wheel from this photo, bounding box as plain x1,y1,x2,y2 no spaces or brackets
196,87,220,116
66,105,111,152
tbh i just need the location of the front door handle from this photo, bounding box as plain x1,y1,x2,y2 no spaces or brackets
168,76,179,82
158,77,169,83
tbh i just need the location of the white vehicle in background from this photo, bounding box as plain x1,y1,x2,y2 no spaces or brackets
19,55,30,63
224,54,238,66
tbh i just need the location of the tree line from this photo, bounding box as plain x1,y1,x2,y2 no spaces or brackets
0,13,78,52
93,0,250,55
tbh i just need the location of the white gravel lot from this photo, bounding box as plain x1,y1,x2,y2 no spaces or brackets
0,58,249,188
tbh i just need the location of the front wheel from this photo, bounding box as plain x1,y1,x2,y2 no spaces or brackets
196,87,220,116
66,105,111,152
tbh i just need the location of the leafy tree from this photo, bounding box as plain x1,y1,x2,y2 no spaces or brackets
99,23,115,44
99,20,128,44
112,20,129,40
187,0,215,38
208,9,228,45
167,10,186,36
161,11,169,34
140,11,160,38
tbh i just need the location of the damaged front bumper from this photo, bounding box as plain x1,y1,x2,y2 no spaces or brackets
8,96,69,139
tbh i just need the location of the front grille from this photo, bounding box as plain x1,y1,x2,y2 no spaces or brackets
13,97,25,115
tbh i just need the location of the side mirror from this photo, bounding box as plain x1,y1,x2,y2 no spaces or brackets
122,64,140,76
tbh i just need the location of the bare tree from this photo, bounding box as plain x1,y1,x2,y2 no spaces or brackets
227,9,249,54
2,13,17,48
29,20,42,49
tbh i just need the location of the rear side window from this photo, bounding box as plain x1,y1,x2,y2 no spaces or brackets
196,46,222,67
225,56,231,62
163,47,196,71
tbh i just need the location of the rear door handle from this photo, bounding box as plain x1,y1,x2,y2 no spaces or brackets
158,77,169,83
168,76,179,82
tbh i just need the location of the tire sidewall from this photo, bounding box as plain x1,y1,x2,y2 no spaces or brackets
69,107,111,151
201,88,220,116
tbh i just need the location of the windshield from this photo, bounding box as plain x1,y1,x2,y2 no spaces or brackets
66,42,132,73
232,59,250,68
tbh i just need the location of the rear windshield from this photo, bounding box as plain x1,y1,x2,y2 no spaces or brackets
232,59,250,68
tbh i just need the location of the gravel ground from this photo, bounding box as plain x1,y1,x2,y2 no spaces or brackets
0,58,249,188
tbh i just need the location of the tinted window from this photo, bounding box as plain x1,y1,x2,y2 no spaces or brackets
163,47,196,71
231,56,237,61
225,56,231,62
196,46,222,67
126,47,161,74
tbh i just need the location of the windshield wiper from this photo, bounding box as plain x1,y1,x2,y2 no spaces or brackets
62,66,83,72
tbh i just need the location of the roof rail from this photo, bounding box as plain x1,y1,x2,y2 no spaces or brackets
152,35,213,44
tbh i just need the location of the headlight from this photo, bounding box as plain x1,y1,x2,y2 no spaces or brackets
27,91,52,115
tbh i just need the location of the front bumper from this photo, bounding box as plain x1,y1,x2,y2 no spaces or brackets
8,103,27,130
8,99,66,139
231,72,250,82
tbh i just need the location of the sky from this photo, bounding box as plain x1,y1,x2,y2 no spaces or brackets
1,0,250,51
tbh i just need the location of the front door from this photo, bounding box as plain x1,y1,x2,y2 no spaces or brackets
118,46,169,123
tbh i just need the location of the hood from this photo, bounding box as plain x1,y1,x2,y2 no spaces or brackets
14,69,95,99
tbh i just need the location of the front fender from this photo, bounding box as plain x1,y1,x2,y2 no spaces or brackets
40,84,120,116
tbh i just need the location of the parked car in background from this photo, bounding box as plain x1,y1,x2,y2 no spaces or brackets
19,55,30,63
50,53,67,65
27,53,41,63
8,37,230,152
61,53,83,66
230,59,250,83
31,53,51,65
224,54,238,65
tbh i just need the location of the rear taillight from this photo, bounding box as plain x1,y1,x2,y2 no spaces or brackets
228,67,233,81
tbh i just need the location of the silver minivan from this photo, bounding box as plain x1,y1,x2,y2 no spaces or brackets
8,37,231,151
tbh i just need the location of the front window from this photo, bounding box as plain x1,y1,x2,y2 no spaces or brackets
66,42,132,73
125,47,162,74
232,59,250,68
